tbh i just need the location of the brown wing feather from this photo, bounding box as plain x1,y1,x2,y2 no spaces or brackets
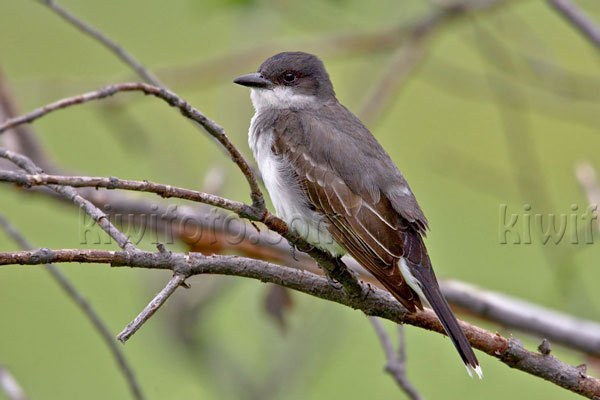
275,136,422,311
262,107,479,372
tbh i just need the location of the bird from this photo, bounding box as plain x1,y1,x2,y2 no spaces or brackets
234,51,481,378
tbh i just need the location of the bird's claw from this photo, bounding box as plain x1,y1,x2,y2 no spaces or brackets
326,274,343,290
289,242,299,261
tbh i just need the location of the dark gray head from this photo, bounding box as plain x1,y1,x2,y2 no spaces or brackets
234,52,336,110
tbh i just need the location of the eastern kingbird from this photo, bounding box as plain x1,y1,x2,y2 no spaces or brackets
234,51,481,378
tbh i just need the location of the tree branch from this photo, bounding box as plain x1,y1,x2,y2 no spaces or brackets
33,0,265,210
0,145,363,298
441,280,600,357
0,145,363,345
0,170,250,216
1,248,599,398
0,148,134,251
548,0,600,50
117,272,187,343
0,82,265,211
4,166,600,357
36,0,162,86
0,213,144,400
5,161,600,360
369,317,421,399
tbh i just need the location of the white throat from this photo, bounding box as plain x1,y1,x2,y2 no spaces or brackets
250,87,319,112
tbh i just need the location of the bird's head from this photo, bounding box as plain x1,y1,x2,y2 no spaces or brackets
234,51,335,111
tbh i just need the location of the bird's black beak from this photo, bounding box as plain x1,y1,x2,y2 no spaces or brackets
233,73,272,89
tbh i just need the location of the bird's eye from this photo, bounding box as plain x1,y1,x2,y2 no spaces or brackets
283,72,296,83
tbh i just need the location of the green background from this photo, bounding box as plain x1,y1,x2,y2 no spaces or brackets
1,0,599,398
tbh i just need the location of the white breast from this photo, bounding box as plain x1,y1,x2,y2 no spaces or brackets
248,117,344,256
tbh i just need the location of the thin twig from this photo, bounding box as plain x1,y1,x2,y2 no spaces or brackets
0,82,264,212
0,170,250,216
1,248,599,398
0,214,144,400
548,0,600,50
36,0,162,86
369,317,422,399
116,274,187,343
0,148,134,251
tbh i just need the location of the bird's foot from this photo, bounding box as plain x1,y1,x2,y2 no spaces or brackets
326,273,343,290
288,242,299,261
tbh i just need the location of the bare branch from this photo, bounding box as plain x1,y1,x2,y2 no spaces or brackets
369,318,421,399
1,248,599,398
33,0,265,209
0,365,27,400
117,273,187,343
6,168,600,358
548,0,600,50
0,146,362,299
0,170,250,216
441,280,600,357
0,82,264,211
7,166,600,359
0,148,134,251
0,213,144,400
36,0,162,86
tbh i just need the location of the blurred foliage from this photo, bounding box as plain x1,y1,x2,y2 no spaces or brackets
1,0,599,399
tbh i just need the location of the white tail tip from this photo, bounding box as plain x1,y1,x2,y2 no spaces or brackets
466,364,483,379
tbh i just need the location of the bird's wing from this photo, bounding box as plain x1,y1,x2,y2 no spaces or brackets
270,109,481,373
271,111,425,311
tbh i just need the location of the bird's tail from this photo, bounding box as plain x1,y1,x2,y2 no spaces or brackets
405,259,482,379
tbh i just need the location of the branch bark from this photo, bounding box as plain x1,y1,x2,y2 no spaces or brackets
117,272,187,343
548,0,600,50
369,317,422,399
0,170,250,216
0,82,265,212
0,214,144,400
0,146,364,344
0,144,363,299
4,167,600,357
1,248,599,398
0,148,135,252
441,280,600,357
